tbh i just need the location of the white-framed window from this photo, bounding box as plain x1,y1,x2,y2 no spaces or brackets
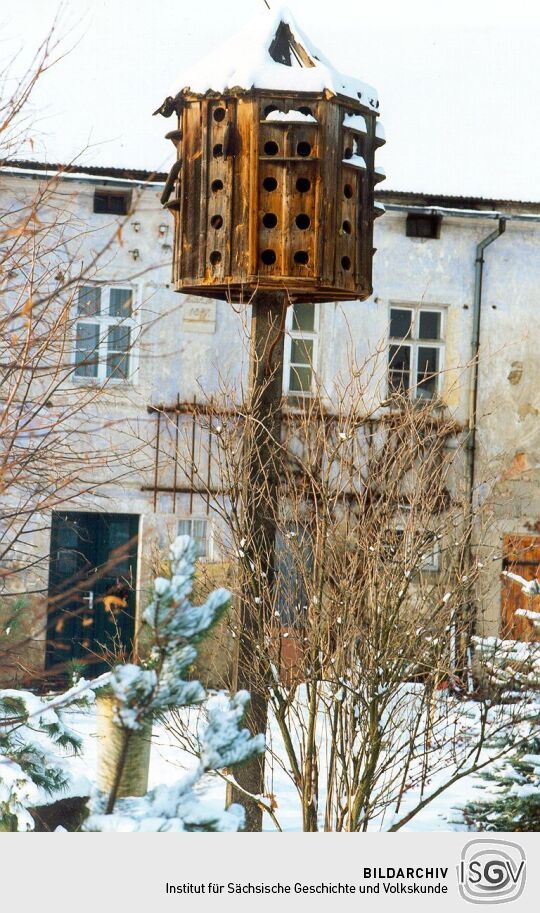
388,305,444,401
283,302,319,395
177,518,212,560
383,525,440,573
419,532,440,572
74,285,137,382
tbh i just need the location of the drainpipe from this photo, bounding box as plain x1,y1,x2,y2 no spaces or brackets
463,219,505,680
467,218,506,508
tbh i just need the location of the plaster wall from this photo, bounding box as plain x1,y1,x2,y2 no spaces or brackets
2,169,539,674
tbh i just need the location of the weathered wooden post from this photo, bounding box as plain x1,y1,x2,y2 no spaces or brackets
156,7,384,830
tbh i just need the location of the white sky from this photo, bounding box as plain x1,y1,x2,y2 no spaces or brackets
3,0,540,200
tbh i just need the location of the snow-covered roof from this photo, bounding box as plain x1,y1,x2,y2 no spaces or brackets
172,6,379,110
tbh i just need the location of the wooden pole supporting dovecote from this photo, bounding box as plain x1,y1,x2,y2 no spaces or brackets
225,291,287,831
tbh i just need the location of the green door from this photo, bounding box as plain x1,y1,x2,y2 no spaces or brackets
46,512,139,678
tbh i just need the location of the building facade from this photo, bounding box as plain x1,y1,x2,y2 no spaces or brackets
1,162,539,679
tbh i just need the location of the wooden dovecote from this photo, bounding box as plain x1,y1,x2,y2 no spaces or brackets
156,8,385,304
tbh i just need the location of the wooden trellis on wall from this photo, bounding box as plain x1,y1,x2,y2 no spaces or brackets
143,398,461,514
144,396,237,514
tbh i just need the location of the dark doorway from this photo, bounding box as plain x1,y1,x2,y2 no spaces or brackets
46,512,139,678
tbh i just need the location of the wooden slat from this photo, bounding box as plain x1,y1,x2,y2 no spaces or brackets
504,535,540,563
286,160,318,278
336,165,358,292
205,99,232,282
199,98,210,277
501,535,540,641
258,159,285,276
231,98,251,281
361,113,375,297
181,102,202,280
320,101,340,286
172,109,185,288
247,99,260,280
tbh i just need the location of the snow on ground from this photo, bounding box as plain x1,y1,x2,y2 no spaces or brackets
48,701,501,832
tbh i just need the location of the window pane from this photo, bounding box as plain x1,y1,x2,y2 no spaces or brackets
77,286,101,317
108,195,128,215
74,323,99,377
193,519,208,557
93,192,129,215
106,323,131,379
194,537,207,558
416,346,439,398
192,519,207,540
406,214,440,239
389,308,412,339
110,288,133,318
177,519,207,557
383,528,405,556
108,326,131,352
388,344,410,393
290,337,314,366
106,352,130,379
289,365,312,392
292,302,315,332
419,311,441,340
420,534,439,570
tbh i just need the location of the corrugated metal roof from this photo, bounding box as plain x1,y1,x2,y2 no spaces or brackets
3,160,540,211
378,189,540,212
1,159,168,182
